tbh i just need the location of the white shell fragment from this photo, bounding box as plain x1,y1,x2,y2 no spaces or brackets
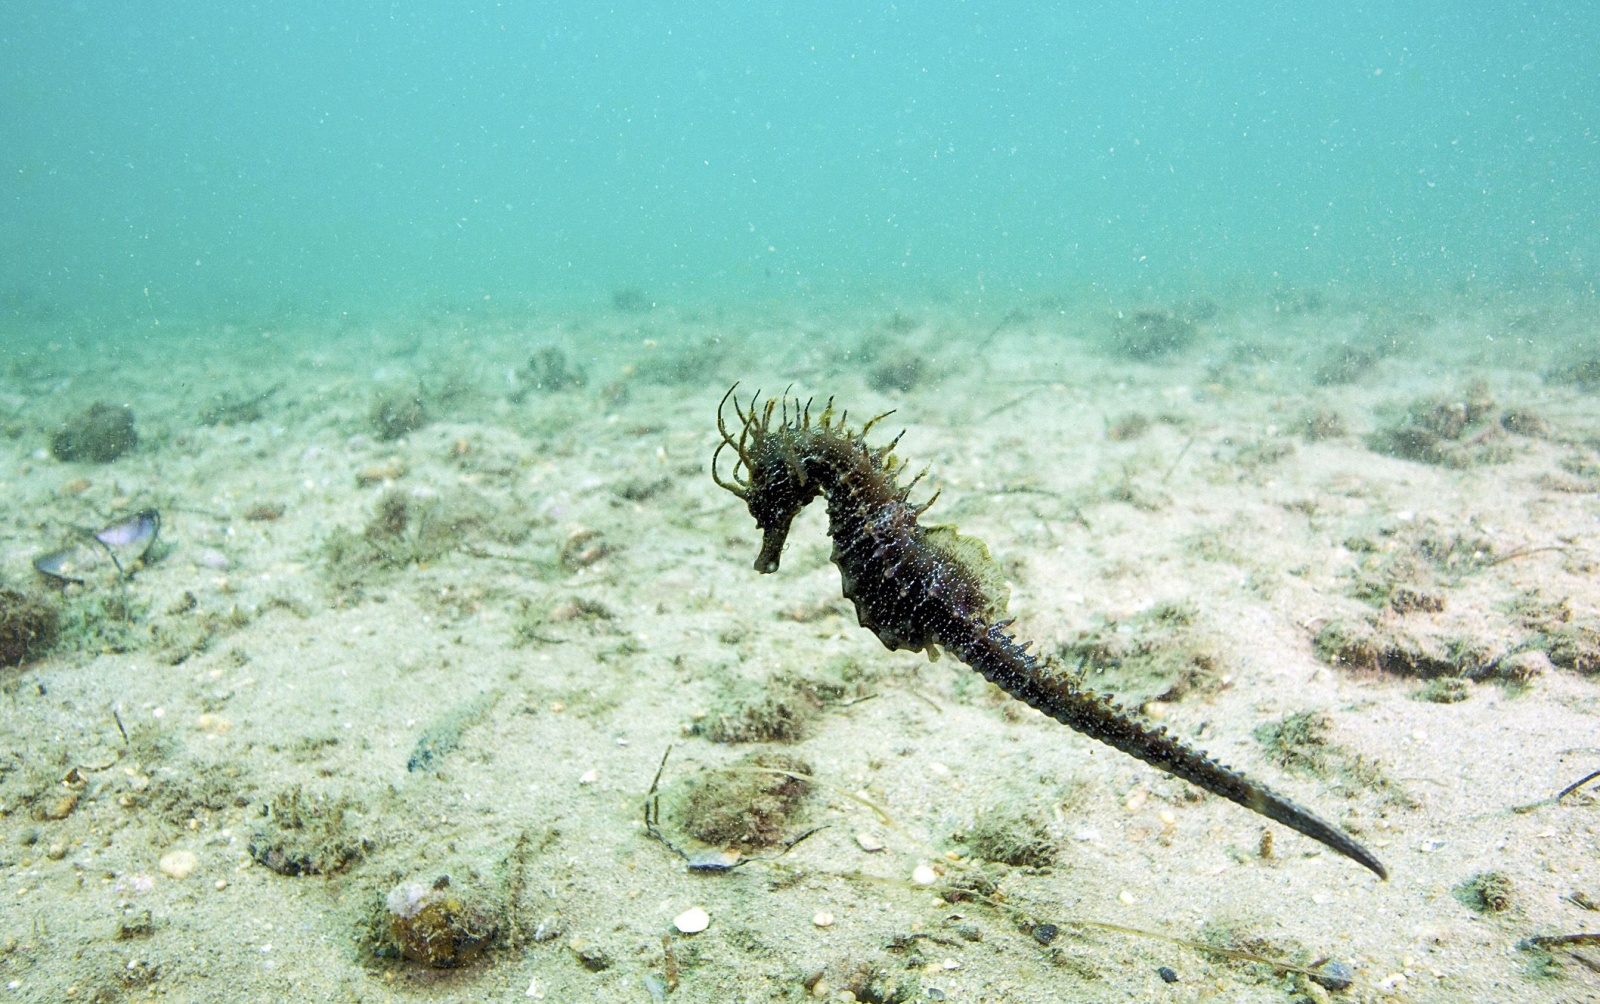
812,911,835,928
911,864,938,886
673,906,710,934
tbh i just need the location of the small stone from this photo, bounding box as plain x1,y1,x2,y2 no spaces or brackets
673,906,710,934
1032,923,1058,945
196,713,232,735
159,850,199,880
1310,959,1355,991
356,458,407,486
812,911,835,928
193,548,231,570
854,832,885,852
911,864,938,886
42,792,79,820
1157,965,1179,983
577,769,598,785
567,937,612,971
45,843,66,860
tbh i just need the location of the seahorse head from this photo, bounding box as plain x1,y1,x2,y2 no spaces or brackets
712,387,819,572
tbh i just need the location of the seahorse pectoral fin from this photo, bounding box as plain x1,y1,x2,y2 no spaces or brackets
922,524,1010,620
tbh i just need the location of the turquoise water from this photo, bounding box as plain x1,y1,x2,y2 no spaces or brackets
3,2,1597,325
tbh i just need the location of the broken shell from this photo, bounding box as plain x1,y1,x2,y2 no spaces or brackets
32,542,103,582
96,509,160,549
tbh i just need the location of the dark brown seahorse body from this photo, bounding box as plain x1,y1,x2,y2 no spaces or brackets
715,388,1387,879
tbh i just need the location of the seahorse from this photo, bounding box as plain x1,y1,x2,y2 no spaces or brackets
713,387,1387,879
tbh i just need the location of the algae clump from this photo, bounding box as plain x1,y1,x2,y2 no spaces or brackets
248,786,368,876
51,401,138,462
677,751,812,851
369,387,429,441
383,876,498,967
954,803,1057,868
0,588,58,667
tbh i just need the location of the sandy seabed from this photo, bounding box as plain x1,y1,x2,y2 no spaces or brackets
2,291,1600,1003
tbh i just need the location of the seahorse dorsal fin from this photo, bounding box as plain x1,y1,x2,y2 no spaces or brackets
922,524,1010,621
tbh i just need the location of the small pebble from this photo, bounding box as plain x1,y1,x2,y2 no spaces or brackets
911,865,938,886
673,906,710,934
1032,923,1058,946
812,911,835,928
1157,965,1179,983
159,849,199,880
196,713,232,735
1310,959,1355,991
578,768,598,785
854,832,885,852
193,548,231,570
